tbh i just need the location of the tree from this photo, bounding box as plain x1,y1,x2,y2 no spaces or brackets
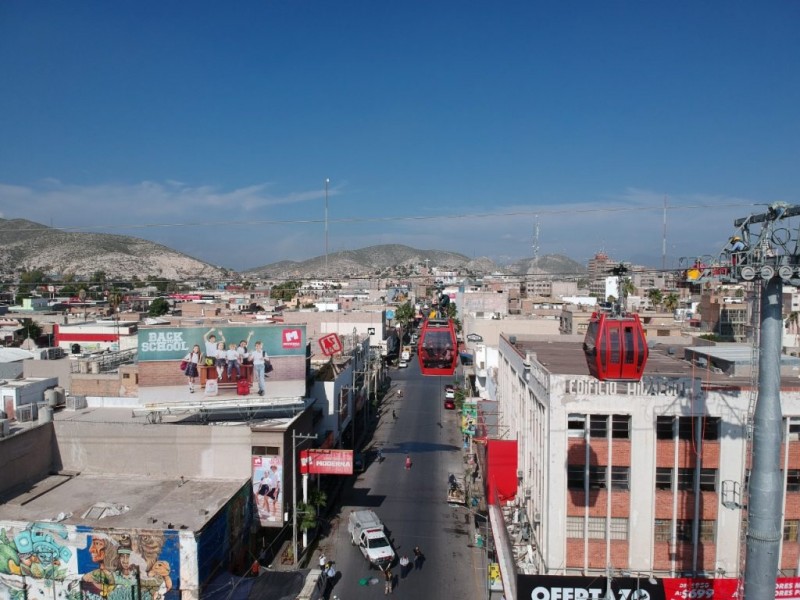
445,302,462,334
663,293,679,313
393,301,416,329
20,318,42,342
148,297,170,317
647,288,663,310
621,278,635,299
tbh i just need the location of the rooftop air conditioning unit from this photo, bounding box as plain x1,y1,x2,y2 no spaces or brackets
16,404,37,423
66,396,88,411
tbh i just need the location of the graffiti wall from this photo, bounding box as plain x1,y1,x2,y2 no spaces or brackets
0,522,182,600
251,455,284,527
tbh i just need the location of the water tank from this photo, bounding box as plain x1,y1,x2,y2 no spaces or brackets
0,419,8,438
38,406,53,424
45,389,58,408
90,361,100,374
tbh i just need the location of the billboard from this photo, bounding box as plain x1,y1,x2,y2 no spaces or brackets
516,575,800,600
251,455,284,527
300,449,354,475
138,325,306,361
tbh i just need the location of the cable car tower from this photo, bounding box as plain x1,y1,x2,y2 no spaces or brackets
582,263,649,382
680,202,799,600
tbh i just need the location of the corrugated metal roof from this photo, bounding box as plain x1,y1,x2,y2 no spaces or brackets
0,348,35,362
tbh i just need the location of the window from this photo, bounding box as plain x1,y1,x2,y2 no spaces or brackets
699,520,716,542
654,519,671,542
703,417,721,440
787,470,800,492
675,520,692,542
587,517,605,539
611,415,631,439
675,468,717,491
785,417,800,441
588,466,607,489
566,516,583,538
568,414,586,438
656,416,674,439
610,518,629,540
589,415,608,438
610,467,630,490
656,468,673,490
677,418,694,440
252,446,280,455
567,465,585,490
784,520,800,542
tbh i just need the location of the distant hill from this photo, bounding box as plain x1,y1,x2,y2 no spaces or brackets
243,244,483,278
505,254,587,276
0,219,227,280
244,245,586,279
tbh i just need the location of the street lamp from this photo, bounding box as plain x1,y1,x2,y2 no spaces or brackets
324,178,330,279
292,431,317,568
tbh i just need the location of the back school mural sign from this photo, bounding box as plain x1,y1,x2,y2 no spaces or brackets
138,325,306,362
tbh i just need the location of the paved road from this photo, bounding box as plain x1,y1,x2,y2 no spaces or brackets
321,360,486,599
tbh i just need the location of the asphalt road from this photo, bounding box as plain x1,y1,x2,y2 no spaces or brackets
321,359,486,599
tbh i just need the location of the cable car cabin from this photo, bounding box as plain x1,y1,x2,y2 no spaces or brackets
417,318,458,376
583,313,648,382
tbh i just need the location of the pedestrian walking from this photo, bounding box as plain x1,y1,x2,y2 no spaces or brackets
413,546,425,569
319,553,327,569
392,409,397,420
405,455,412,470
399,555,410,578
383,566,393,595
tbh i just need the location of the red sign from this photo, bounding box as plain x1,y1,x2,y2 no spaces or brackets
662,578,739,600
282,328,302,349
300,449,354,475
319,333,343,356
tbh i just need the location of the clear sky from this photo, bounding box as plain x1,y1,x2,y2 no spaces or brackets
1,2,798,271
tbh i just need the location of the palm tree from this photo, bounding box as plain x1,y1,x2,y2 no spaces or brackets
647,288,663,311
663,293,679,313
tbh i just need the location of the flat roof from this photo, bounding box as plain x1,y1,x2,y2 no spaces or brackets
0,472,245,531
510,338,800,387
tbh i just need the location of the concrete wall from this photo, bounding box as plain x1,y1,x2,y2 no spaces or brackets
0,422,55,496
23,356,73,389
462,315,561,348
54,420,254,479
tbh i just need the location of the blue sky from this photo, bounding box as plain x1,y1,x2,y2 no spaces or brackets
1,2,798,271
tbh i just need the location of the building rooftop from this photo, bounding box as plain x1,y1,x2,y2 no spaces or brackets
0,472,244,531
509,337,800,386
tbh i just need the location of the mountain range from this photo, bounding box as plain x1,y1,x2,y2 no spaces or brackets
0,219,587,280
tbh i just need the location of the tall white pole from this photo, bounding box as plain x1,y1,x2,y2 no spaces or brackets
325,178,330,279
292,430,298,568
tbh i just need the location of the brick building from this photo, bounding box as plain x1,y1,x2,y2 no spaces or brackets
484,334,800,585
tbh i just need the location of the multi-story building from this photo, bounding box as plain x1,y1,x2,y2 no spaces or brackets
480,334,800,595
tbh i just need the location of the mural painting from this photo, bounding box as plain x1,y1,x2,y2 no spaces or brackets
0,523,181,600
251,455,283,527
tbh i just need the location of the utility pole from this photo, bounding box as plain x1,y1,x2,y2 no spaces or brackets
324,178,330,280
292,430,317,568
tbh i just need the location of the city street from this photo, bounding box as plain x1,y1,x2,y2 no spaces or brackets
320,360,486,599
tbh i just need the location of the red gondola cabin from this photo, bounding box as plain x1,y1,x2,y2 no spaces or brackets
583,313,648,382
417,318,458,376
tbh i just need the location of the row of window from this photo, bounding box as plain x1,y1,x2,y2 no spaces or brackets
565,517,800,543
568,466,800,493
567,415,800,441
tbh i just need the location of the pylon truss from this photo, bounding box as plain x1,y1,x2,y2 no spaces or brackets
680,202,800,285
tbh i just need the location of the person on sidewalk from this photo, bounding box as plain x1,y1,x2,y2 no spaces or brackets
318,553,327,569
413,546,425,569
405,455,412,470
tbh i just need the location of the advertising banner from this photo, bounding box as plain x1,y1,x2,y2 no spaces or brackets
300,449,354,475
517,575,800,600
138,325,306,361
251,455,283,527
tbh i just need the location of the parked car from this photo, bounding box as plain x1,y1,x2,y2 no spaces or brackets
466,333,483,342
398,360,408,368
445,384,456,399
444,398,456,410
